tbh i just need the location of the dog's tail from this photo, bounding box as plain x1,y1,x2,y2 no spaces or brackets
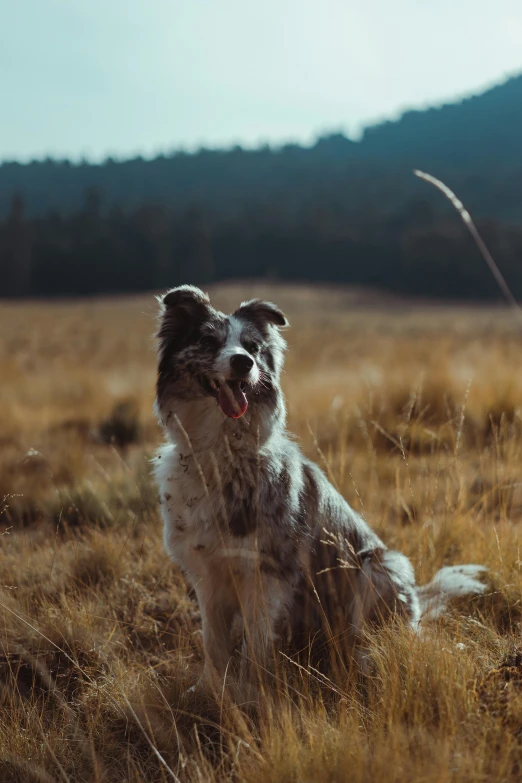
416,564,487,622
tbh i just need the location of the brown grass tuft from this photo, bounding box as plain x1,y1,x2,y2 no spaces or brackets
98,397,143,449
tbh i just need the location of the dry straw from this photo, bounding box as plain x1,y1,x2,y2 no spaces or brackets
414,169,520,312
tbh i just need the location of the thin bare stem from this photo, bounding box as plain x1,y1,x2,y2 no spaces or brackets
414,169,520,311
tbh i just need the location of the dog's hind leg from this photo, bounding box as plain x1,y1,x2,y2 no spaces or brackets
303,547,420,674
351,548,421,632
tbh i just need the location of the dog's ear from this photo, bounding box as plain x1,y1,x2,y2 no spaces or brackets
157,285,211,352
235,299,289,331
161,284,210,313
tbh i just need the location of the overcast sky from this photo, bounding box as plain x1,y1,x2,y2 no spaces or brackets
2,0,521,162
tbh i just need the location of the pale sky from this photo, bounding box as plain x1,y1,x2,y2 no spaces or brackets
2,0,521,162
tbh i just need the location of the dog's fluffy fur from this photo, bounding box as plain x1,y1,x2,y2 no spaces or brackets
153,286,486,683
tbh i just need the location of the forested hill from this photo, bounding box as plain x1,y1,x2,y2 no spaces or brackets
2,73,522,220
2,73,522,299
362,72,522,169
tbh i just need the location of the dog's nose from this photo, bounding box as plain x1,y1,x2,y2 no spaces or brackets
230,354,254,376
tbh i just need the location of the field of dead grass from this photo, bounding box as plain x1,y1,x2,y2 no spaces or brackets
2,283,522,782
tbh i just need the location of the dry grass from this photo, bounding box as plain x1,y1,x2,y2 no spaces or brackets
2,283,522,781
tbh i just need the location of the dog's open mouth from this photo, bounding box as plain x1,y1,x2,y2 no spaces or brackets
200,377,248,419
217,380,248,418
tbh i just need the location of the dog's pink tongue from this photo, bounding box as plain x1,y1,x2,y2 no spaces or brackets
218,381,248,419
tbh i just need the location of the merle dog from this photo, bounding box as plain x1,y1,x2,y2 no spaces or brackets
153,285,486,686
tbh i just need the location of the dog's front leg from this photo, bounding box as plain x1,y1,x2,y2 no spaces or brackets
238,574,290,685
196,583,239,685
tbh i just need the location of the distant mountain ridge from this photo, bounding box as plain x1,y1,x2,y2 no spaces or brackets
1,73,521,221
361,72,522,169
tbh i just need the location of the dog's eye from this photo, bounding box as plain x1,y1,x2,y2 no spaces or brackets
242,340,259,355
200,335,219,351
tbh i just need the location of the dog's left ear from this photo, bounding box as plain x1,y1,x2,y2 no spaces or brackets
235,299,289,331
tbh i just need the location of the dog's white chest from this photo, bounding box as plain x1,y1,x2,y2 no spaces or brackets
153,443,224,575
162,448,204,507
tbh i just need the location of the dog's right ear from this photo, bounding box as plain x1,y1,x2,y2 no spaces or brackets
157,285,211,353
160,284,210,313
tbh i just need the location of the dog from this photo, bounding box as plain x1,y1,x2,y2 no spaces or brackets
153,285,486,685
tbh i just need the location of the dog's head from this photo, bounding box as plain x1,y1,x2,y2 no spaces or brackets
155,285,288,423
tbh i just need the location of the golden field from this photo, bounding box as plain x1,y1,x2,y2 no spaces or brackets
2,283,522,782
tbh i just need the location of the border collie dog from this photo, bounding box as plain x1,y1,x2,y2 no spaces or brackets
153,286,486,684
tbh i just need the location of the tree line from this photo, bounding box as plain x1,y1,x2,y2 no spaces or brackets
3,183,522,300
